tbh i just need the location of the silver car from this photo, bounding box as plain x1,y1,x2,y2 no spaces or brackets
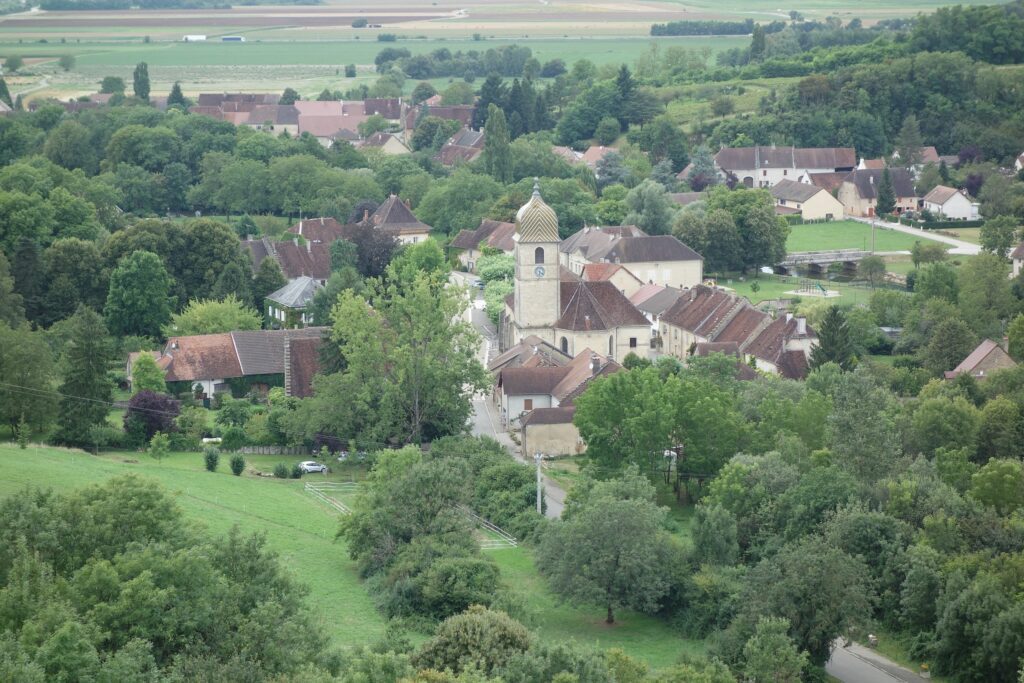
298,461,328,474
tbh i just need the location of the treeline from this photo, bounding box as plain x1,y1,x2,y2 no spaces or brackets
375,44,540,79
650,18,758,36
911,0,1024,64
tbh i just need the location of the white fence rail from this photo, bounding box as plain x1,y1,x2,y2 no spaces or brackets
458,505,518,549
304,482,355,514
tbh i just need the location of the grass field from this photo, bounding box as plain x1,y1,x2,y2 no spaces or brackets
786,221,948,253
720,275,874,308
0,442,697,668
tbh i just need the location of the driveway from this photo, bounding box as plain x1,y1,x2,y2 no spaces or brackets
848,216,980,255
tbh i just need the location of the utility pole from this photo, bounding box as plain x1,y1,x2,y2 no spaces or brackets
534,452,544,514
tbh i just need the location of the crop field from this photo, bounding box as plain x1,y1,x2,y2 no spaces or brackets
0,443,697,668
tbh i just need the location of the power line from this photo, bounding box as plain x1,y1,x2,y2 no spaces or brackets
0,381,182,418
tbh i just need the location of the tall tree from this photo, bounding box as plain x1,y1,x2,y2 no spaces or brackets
167,81,186,107
472,75,507,129
750,25,767,60
104,250,173,339
979,216,1019,258
131,353,166,395
164,295,261,336
0,77,11,108
687,144,719,191
809,306,856,371
279,87,300,105
132,62,150,101
10,237,44,324
0,250,24,327
876,167,896,216
483,104,513,184
252,257,287,311
742,617,809,683
210,260,253,305
0,323,56,434
624,179,676,236
56,305,114,446
614,64,636,126
895,114,924,168
857,254,887,289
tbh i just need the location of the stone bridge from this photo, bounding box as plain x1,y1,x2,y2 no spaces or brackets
776,249,870,275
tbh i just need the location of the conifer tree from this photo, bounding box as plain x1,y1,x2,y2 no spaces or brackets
133,62,150,101
876,167,896,217
0,77,11,108
809,306,855,371
57,305,114,445
167,81,186,107
483,104,512,184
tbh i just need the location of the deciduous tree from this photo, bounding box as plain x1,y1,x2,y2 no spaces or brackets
104,250,173,339
132,61,150,100
164,295,261,336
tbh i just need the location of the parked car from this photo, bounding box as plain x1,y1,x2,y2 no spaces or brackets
298,461,328,474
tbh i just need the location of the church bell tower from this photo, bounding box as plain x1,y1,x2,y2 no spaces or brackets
513,180,561,338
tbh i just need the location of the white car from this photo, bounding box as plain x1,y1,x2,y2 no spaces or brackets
298,461,328,474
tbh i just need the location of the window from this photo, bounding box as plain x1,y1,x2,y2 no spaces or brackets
763,170,767,176
560,336,568,354
534,247,545,264
524,399,533,411
783,169,788,175
629,337,637,348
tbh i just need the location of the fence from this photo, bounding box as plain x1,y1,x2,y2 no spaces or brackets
458,505,518,549
304,481,357,514
237,445,310,455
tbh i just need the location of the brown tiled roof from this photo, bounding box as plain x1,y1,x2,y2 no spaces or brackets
587,235,702,264
435,144,483,166
551,351,622,404
715,306,769,346
488,334,571,372
551,146,582,164
448,128,485,148
560,225,646,258
487,222,516,252
298,115,350,138
287,217,353,244
922,185,964,205
233,327,324,375
695,341,740,357
771,179,825,203
581,263,626,282
944,339,1014,379
744,316,815,373
246,104,299,126
197,93,277,106
630,283,666,307
161,333,242,382
242,238,331,281
368,195,432,235
451,219,510,251
364,98,403,119
581,146,616,167
521,406,576,426
845,169,916,200
715,146,855,170
860,158,886,170
286,335,322,398
1011,243,1024,260
808,172,847,193
633,286,683,317
556,281,649,331
660,285,738,338
778,349,809,380
499,366,568,395
293,100,342,116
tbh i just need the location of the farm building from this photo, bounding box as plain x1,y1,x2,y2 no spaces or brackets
770,179,844,220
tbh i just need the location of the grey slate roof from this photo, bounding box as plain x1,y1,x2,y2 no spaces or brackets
588,235,703,264
266,276,323,309
231,327,325,376
770,179,826,203
844,169,916,199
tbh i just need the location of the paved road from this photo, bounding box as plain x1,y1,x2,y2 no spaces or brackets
454,272,566,519
848,216,980,255
827,641,928,683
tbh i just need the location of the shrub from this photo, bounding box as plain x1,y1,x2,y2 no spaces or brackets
220,425,247,452
273,463,289,479
290,464,303,479
204,446,220,472
230,454,246,476
148,432,170,461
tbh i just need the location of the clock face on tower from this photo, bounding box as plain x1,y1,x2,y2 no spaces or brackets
534,266,546,277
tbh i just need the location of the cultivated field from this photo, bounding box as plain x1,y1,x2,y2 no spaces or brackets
0,443,699,667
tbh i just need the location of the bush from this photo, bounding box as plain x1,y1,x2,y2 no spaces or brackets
230,454,246,476
220,425,247,452
204,446,220,472
290,464,303,479
273,463,289,479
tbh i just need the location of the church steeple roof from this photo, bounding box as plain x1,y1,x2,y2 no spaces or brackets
515,179,560,242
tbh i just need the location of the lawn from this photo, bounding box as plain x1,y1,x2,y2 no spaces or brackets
718,275,875,307
786,221,948,254
0,444,387,649
491,547,704,670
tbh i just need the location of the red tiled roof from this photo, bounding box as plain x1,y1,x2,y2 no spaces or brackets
161,333,242,382
368,194,432,235
556,281,649,331
287,335,322,398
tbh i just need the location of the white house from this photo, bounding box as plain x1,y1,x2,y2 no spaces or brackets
711,146,856,189
922,185,979,220
770,179,845,220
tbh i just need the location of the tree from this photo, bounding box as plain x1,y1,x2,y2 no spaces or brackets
0,77,11,107
132,62,150,100
693,504,739,566
104,250,173,339
124,390,180,446
413,607,531,676
411,81,436,104
179,219,246,300
131,353,166,395
614,64,636,126
969,458,1024,515
210,260,253,305
594,116,621,146
979,216,1019,258
809,307,855,371
705,186,788,272
0,324,56,434
750,25,767,60
742,617,809,683
624,180,675,236
976,396,1022,462
164,295,261,336
687,144,718,191
44,120,95,172
958,252,1015,337
58,54,75,71
857,255,886,288
1008,314,1024,361
711,95,734,118
0,250,24,327
56,306,114,446
279,87,300,105
915,262,959,303
876,167,896,216
922,318,976,375
483,104,512,184
895,114,924,168
167,81,187,108
596,151,632,190
3,55,23,72
99,75,125,94
252,257,287,311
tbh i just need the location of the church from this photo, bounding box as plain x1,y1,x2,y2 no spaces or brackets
499,184,652,363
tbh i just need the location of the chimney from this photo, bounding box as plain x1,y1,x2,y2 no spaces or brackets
404,198,411,209
584,314,591,330
590,353,600,375
785,312,793,323
690,288,696,301
363,209,370,221
796,317,806,335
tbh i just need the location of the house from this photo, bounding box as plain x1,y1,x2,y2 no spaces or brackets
450,219,516,272
922,185,980,220
242,237,332,284
1012,243,1024,278
150,327,325,398
807,172,848,195
363,194,431,244
488,334,572,373
659,284,816,379
629,284,685,334
247,104,299,135
860,146,941,170
286,216,351,245
360,132,410,155
837,169,917,217
435,128,484,166
944,339,1016,380
770,179,844,220
560,225,646,274
266,276,323,328
496,349,620,429
284,334,323,398
713,146,856,189
581,145,617,171
583,234,704,289
580,263,644,298
498,187,653,363
551,145,583,165
404,104,475,133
